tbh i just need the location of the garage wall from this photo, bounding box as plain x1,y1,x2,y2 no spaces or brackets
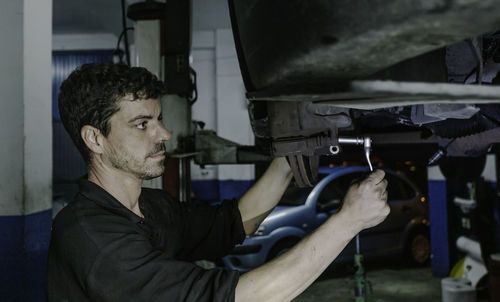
190,29,255,202
0,0,53,301
0,1,25,299
192,0,232,31
190,0,256,202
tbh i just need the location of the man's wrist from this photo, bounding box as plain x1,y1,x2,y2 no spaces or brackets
335,209,363,238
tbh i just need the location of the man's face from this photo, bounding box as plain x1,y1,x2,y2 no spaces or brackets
101,97,171,180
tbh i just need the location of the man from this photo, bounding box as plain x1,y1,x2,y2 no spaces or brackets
48,62,389,301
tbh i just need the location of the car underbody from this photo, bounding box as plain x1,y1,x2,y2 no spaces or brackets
228,0,500,186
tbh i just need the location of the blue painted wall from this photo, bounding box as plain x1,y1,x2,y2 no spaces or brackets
0,210,52,302
0,215,24,300
191,179,255,204
52,51,113,183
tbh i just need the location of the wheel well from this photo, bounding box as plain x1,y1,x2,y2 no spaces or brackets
404,224,430,245
403,225,431,265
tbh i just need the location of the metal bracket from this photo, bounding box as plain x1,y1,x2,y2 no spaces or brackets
193,130,271,165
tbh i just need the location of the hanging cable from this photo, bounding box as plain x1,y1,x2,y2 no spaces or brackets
120,0,131,66
114,27,134,64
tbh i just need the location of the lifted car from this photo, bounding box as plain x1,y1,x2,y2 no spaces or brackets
228,0,500,186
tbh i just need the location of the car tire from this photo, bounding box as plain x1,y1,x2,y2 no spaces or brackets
404,229,431,266
438,155,486,182
267,237,301,261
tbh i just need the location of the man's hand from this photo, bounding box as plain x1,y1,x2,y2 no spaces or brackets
340,169,390,232
236,169,389,302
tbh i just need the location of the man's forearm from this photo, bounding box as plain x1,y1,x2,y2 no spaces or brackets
235,170,390,302
235,210,359,302
238,157,292,235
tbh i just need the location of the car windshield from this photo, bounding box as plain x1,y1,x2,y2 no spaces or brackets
278,186,312,206
278,173,329,206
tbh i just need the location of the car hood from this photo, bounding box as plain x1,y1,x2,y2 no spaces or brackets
259,205,309,232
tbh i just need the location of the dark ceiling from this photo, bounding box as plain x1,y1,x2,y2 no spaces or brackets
53,0,123,36
52,0,231,38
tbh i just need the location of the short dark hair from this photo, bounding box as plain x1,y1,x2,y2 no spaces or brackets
58,62,167,163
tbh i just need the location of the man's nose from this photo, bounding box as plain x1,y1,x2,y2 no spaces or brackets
157,123,171,142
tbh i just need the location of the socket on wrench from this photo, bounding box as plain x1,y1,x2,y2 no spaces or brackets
331,137,373,171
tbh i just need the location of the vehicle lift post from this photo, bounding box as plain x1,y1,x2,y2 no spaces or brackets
336,136,373,301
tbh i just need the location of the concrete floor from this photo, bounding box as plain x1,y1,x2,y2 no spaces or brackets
294,265,441,302
213,256,491,301
292,258,492,302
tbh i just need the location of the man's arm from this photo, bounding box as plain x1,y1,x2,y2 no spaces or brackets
235,170,389,302
238,157,293,235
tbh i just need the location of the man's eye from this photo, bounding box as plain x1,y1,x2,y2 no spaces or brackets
136,122,147,130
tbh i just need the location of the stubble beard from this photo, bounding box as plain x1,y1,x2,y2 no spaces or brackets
108,145,165,180
142,158,165,180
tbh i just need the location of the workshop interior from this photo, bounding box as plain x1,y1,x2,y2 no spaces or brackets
2,0,500,301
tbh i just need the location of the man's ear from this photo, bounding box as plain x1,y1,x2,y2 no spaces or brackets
81,125,104,155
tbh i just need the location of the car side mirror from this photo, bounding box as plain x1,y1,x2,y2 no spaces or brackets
317,199,342,212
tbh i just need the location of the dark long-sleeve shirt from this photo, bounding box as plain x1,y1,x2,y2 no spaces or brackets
47,180,246,301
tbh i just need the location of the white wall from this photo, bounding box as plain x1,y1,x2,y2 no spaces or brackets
191,1,255,182
24,0,53,215
190,29,255,183
192,31,216,131
0,0,52,216
192,0,231,30
190,31,219,182
215,29,254,180
53,33,118,50
0,0,24,215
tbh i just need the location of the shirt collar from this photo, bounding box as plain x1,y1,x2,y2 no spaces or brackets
78,179,144,224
